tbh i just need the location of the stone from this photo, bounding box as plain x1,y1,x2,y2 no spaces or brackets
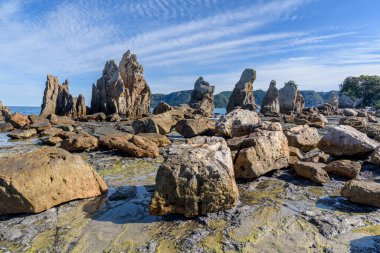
230,130,289,179
175,117,215,138
153,101,172,115
41,136,63,146
323,160,361,179
60,132,99,152
188,77,215,117
339,94,362,109
149,136,239,217
40,127,64,137
132,111,179,135
341,180,380,208
327,93,339,110
0,123,14,132
30,119,51,132
309,114,328,128
342,108,358,117
317,125,378,157
136,133,171,148
107,113,122,122
260,80,280,114
294,118,311,125
91,50,151,117
109,186,137,201
371,147,380,166
303,149,331,163
80,113,107,122
368,115,378,123
357,110,368,117
226,69,257,113
279,81,305,114
259,121,283,131
293,162,330,184
5,112,30,128
215,109,261,138
0,147,108,214
289,147,304,165
47,114,73,125
283,114,295,123
365,124,380,142
285,125,320,152
99,133,159,158
40,75,86,117
339,117,367,132
7,129,37,139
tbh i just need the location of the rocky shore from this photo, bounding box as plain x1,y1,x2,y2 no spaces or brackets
0,51,380,253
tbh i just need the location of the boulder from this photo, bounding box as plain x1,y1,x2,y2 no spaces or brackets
132,111,178,135
365,124,380,142
41,127,64,137
30,119,51,132
368,115,378,123
317,125,378,157
175,117,215,138
342,108,358,117
48,114,73,126
0,147,108,214
7,129,37,139
41,136,63,146
107,113,122,122
341,180,380,208
371,147,380,166
5,112,30,128
216,109,261,138
293,162,330,184
339,117,367,132
226,69,257,113
283,114,295,123
0,123,14,132
303,149,331,163
289,147,304,165
153,101,172,115
323,160,361,179
327,93,339,111
357,110,368,117
149,136,239,217
136,133,171,148
229,130,289,179
339,94,362,109
260,80,280,114
60,132,99,152
188,77,215,117
99,133,159,158
80,113,107,122
285,125,320,152
294,118,310,125
279,81,304,114
309,114,328,128
109,186,137,201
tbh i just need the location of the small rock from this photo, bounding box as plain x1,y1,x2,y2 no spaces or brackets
293,161,330,184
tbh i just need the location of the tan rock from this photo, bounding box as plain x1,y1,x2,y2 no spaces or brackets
371,147,380,166
136,133,171,148
0,123,14,132
41,136,63,146
7,129,37,139
293,161,330,184
341,180,380,208
175,117,215,138
153,101,172,115
323,160,361,179
132,111,178,135
60,132,99,152
339,117,367,132
5,112,30,128
189,77,214,117
48,114,73,125
216,109,261,138
0,147,108,214
285,125,320,152
365,124,380,142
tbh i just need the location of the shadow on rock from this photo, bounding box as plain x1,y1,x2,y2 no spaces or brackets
316,196,377,213
350,235,380,253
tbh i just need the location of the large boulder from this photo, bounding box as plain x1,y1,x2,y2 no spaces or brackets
293,162,330,184
323,160,361,179
215,109,261,138
7,129,37,139
0,123,14,132
308,114,328,128
60,132,99,152
40,75,86,117
5,112,30,128
0,147,108,214
317,125,378,157
47,114,73,126
285,125,320,152
91,50,151,117
99,133,159,158
229,129,289,179
136,133,171,148
342,108,358,117
149,136,239,217
279,81,304,114
226,69,257,113
132,111,179,135
260,80,280,114
175,117,215,138
341,180,380,208
153,101,172,115
188,77,215,117
365,124,380,142
339,117,367,132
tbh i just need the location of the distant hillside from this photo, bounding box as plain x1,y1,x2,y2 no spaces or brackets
151,90,337,109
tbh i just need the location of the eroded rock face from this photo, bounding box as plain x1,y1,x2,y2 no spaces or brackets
293,162,330,184
285,125,320,152
323,160,361,179
189,77,215,117
150,136,238,217
260,80,280,114
341,180,380,208
91,51,151,117
0,147,108,214
5,112,30,128
279,81,305,114
40,75,86,118
231,130,289,179
99,133,159,158
216,109,261,138
226,69,256,113
317,125,378,157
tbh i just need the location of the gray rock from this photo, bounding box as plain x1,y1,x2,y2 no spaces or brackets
189,77,215,117
226,69,256,113
109,186,137,201
279,81,304,114
216,109,261,138
260,80,280,114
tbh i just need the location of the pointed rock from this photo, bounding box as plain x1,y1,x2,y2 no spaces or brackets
189,77,215,117
260,80,280,114
279,81,305,114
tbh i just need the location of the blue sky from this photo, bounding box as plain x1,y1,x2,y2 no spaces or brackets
1,0,380,106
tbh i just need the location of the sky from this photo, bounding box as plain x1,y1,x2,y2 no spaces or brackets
1,0,380,106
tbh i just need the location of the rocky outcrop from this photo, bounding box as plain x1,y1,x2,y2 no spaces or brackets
318,125,378,157
293,162,330,184
341,180,380,208
40,75,86,118
149,136,239,217
323,160,361,179
188,77,215,117
91,50,151,117
339,94,362,109
279,81,305,114
99,133,159,158
175,117,215,138
216,109,261,138
226,69,256,113
327,93,339,110
0,147,108,214
285,125,320,152
260,80,280,114
153,101,172,115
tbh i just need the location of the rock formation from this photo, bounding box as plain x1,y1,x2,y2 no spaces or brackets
293,162,330,184
279,81,305,114
216,109,261,138
91,50,151,117
40,75,86,118
260,80,280,114
285,125,320,152
188,77,215,117
226,69,257,113
339,94,363,108
327,93,339,110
